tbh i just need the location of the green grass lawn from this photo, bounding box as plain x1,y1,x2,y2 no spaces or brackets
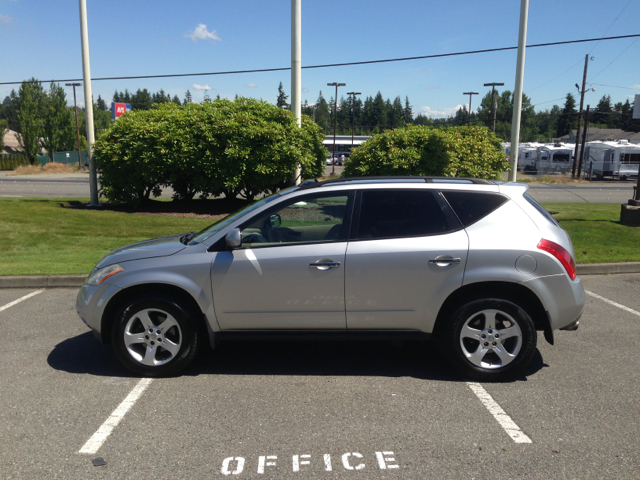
0,198,637,275
0,197,215,275
542,203,640,264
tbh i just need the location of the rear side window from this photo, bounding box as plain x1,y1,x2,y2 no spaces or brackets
441,191,508,227
524,193,559,226
356,190,453,239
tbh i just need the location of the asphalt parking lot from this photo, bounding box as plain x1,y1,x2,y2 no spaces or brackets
1,274,639,479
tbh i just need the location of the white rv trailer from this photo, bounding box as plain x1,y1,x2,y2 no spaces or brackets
504,142,542,171
583,140,640,180
535,144,573,174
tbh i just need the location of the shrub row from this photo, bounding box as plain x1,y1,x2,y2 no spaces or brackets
343,125,508,180
0,154,30,171
93,99,327,206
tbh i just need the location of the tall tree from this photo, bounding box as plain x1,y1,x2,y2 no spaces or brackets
17,78,46,164
184,90,193,105
131,88,153,110
403,96,413,125
42,82,76,161
276,82,289,109
593,94,613,127
96,95,108,111
556,93,577,137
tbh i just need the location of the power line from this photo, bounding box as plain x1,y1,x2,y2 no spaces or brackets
588,0,633,55
589,82,640,91
588,37,640,82
1,34,639,86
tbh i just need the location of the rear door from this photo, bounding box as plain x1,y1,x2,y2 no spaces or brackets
344,189,468,332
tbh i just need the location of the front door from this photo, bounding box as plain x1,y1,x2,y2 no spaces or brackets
211,192,353,330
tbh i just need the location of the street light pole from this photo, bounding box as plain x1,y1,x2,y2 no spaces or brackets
291,0,302,185
483,82,504,133
65,82,83,170
78,0,98,205
327,82,345,176
509,0,530,182
462,92,479,127
346,91,361,151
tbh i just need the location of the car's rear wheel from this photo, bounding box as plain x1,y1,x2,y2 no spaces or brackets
112,297,202,377
444,298,536,381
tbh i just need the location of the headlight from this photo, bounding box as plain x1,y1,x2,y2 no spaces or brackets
86,264,124,286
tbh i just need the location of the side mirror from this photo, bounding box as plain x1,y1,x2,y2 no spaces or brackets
225,228,242,249
269,214,282,228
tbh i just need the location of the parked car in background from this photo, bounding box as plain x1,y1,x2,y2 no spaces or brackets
76,176,584,381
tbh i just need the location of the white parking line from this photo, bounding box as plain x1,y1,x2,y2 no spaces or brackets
586,290,640,317
0,289,44,313
79,378,153,454
467,382,532,444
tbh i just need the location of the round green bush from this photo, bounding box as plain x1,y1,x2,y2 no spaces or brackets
342,125,508,180
93,98,327,206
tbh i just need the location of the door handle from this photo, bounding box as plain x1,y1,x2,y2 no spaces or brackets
428,256,461,266
309,261,340,271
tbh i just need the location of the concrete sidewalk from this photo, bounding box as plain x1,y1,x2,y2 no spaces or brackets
1,263,639,288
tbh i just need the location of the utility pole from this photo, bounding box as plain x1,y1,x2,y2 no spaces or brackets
484,82,504,133
291,0,302,185
78,0,98,205
327,82,345,176
509,0,529,182
346,91,361,151
65,82,83,170
572,54,590,178
577,105,590,178
462,92,479,127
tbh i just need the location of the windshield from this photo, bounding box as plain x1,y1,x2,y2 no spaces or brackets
190,188,298,244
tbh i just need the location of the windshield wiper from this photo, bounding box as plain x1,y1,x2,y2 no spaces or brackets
180,231,197,245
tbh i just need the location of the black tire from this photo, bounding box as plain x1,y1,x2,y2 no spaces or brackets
112,297,203,377
444,298,536,382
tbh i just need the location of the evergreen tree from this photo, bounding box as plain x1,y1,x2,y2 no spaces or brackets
184,90,193,105
403,96,413,125
16,78,46,164
593,94,613,127
556,93,577,137
131,88,153,110
172,95,181,105
42,82,76,161
276,82,289,109
96,95,108,111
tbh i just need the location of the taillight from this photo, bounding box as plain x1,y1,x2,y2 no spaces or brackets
537,239,576,280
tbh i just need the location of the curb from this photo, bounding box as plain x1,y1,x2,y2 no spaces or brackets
0,263,640,288
0,275,88,288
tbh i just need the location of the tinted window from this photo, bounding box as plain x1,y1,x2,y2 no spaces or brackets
524,193,559,226
442,191,508,227
240,193,351,247
357,190,450,239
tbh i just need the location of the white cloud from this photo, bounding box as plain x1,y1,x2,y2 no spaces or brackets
244,83,257,88
185,24,221,42
420,104,467,118
425,86,441,91
192,83,211,90
414,68,422,73
302,87,309,93
0,14,15,24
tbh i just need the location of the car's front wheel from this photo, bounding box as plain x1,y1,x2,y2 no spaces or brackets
112,297,202,377
444,298,536,381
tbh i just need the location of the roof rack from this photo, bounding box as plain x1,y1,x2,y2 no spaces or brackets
297,176,493,190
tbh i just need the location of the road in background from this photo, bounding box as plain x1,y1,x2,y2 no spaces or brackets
0,274,638,478
0,170,635,203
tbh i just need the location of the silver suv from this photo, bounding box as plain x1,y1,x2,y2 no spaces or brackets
76,177,585,381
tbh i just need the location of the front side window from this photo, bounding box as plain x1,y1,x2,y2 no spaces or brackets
356,190,452,240
239,193,351,247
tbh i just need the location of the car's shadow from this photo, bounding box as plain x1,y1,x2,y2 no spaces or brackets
48,332,546,382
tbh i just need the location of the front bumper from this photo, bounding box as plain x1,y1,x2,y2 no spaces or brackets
76,282,122,342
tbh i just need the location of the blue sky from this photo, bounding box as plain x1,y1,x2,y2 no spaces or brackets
1,0,639,118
